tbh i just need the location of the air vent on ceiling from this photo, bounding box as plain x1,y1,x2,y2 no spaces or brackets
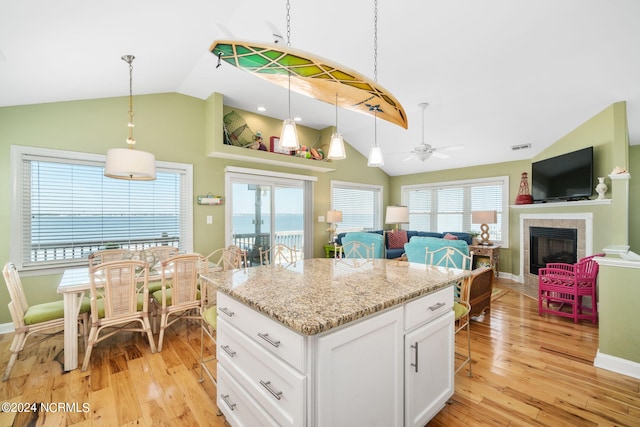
511,143,531,151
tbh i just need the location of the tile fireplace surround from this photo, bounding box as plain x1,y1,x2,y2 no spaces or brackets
520,213,593,288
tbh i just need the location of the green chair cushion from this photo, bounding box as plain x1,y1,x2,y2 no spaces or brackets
147,280,162,293
151,289,200,306
202,305,217,330
23,300,65,325
453,301,469,321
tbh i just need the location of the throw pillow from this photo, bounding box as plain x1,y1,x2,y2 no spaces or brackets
387,230,408,249
443,233,459,240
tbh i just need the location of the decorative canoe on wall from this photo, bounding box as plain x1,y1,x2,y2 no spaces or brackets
210,39,408,129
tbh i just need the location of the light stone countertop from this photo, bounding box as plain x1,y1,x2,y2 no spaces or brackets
201,258,469,335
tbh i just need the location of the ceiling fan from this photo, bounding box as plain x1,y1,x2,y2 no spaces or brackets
403,103,463,162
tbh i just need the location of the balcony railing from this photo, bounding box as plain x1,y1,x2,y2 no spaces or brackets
232,230,304,265
29,236,180,264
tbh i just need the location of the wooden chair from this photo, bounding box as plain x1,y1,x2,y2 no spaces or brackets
538,254,603,324
424,246,474,377
88,248,131,268
198,249,241,388
259,243,297,266
2,262,89,381
205,246,247,272
152,253,205,352
82,260,156,371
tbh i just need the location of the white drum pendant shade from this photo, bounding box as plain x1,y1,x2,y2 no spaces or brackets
104,148,156,181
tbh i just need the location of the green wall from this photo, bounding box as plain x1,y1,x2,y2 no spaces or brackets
390,102,636,277
0,93,389,324
0,95,636,325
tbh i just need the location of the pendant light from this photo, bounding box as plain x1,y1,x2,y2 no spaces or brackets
279,0,300,150
327,92,346,160
104,55,156,180
367,0,384,167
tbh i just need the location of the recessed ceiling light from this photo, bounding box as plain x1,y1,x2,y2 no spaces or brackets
257,105,266,112
294,116,302,122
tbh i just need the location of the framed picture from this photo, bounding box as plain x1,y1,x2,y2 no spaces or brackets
270,136,292,155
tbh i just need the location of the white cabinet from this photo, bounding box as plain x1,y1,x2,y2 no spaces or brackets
404,311,454,427
316,307,404,427
217,286,454,427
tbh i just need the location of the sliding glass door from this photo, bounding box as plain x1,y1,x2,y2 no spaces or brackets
226,168,312,264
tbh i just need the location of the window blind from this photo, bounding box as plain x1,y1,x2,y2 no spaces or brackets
402,177,508,245
331,181,383,232
13,147,191,271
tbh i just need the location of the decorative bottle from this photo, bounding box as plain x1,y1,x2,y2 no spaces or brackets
596,177,607,200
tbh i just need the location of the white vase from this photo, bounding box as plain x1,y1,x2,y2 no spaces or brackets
596,177,607,200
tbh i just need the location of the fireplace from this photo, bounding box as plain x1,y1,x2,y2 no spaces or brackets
529,226,578,275
520,213,592,289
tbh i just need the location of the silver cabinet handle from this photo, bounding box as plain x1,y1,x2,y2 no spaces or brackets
260,380,283,400
221,394,236,411
221,345,236,357
257,332,281,348
428,302,446,311
411,342,419,373
219,307,234,317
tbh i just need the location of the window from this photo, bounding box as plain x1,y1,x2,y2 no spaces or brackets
401,176,509,247
331,181,383,233
10,146,193,273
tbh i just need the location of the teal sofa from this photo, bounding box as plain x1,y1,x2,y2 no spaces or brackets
340,232,385,259
404,236,471,266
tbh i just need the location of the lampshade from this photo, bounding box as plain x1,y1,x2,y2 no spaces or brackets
280,118,299,149
326,210,343,223
327,133,346,159
385,206,409,225
367,145,384,167
472,210,498,224
104,148,156,180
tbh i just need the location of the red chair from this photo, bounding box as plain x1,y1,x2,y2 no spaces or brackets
538,254,604,324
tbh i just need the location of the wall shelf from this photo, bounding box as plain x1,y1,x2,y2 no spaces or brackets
510,199,611,209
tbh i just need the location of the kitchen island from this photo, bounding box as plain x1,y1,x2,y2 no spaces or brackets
201,258,469,427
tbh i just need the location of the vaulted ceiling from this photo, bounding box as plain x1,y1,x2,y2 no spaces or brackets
1,0,638,176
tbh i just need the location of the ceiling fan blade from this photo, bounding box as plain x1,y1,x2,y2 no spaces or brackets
402,155,414,162
432,151,450,159
438,144,464,152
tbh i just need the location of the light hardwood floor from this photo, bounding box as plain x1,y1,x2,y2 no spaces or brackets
1,279,639,426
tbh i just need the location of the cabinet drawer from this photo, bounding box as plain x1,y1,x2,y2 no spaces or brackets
217,292,305,371
404,286,453,331
218,364,280,427
218,317,306,427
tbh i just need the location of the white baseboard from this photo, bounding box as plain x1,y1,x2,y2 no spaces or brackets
594,349,640,380
0,323,14,335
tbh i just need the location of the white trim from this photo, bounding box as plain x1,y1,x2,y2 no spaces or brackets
224,165,318,182
0,323,14,335
594,350,640,380
518,213,593,281
330,180,384,231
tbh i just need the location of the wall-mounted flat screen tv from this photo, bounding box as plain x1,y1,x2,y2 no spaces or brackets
531,146,593,202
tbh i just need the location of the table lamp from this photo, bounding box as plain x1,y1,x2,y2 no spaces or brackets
472,210,497,245
326,210,343,243
385,206,409,230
